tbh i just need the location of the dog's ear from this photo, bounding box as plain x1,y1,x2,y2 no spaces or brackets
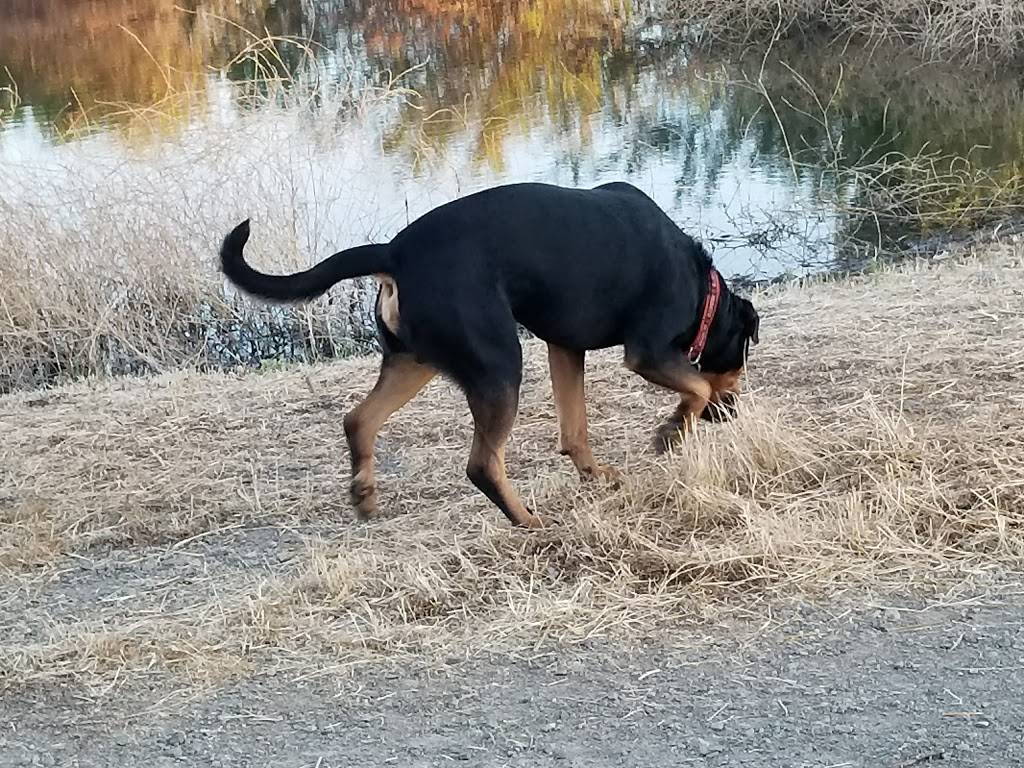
739,298,760,345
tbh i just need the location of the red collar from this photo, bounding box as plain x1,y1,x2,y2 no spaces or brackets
687,268,721,366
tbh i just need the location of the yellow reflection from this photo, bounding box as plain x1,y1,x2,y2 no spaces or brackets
0,0,637,156
0,0,283,138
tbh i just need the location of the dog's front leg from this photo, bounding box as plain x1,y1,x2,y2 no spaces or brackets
547,344,620,485
624,351,712,454
697,370,742,423
652,393,708,454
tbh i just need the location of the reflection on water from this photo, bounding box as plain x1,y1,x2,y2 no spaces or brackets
2,0,1024,281
0,0,321,120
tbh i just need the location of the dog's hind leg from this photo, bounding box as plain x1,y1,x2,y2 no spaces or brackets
444,327,546,529
547,344,619,485
464,386,548,529
396,281,544,528
343,354,435,520
623,349,713,455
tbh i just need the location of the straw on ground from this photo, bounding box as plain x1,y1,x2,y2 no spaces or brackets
1,242,1022,691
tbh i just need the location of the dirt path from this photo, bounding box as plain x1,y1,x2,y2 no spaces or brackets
4,591,1023,767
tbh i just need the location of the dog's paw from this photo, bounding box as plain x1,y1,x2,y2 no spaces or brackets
593,466,622,489
349,476,378,521
518,511,561,530
581,463,621,488
652,421,685,455
700,394,738,423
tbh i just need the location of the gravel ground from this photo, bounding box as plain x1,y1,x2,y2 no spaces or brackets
4,590,1023,768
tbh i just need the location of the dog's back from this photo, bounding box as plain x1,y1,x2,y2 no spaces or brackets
386,182,707,351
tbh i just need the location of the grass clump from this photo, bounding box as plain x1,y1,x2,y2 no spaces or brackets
0,38,410,393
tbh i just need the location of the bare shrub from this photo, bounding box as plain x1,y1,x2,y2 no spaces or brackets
669,0,1024,62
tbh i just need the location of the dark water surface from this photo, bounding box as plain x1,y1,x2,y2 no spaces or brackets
2,0,1023,283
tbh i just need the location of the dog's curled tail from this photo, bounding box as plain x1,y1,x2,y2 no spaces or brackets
219,220,392,304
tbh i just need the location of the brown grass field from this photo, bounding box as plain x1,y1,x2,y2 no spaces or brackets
1,241,1023,693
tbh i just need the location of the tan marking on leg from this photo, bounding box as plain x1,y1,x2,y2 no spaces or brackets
699,368,743,422
652,373,713,454
375,274,401,336
466,392,549,529
701,369,743,405
547,344,619,484
343,355,435,520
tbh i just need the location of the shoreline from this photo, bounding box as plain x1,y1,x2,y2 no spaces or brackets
3,219,1022,397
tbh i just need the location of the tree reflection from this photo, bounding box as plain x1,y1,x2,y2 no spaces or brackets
2,0,1023,265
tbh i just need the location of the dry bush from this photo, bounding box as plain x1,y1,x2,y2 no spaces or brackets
1,244,1022,688
0,133,379,391
0,38,422,394
669,0,1024,61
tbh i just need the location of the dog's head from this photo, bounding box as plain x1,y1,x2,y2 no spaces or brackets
705,292,759,370
698,292,760,420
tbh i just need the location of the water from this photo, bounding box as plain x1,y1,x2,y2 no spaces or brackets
1,0,1022,389
3,0,1021,276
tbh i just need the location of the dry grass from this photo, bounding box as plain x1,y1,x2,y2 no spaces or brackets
0,37,425,394
1,242,1023,691
670,0,1024,62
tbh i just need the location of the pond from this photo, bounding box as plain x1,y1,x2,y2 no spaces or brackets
1,0,1023,388
4,0,1022,276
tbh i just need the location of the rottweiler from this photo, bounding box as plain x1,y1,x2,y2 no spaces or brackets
219,181,760,528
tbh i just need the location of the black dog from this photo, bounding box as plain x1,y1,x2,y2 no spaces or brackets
220,181,760,528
